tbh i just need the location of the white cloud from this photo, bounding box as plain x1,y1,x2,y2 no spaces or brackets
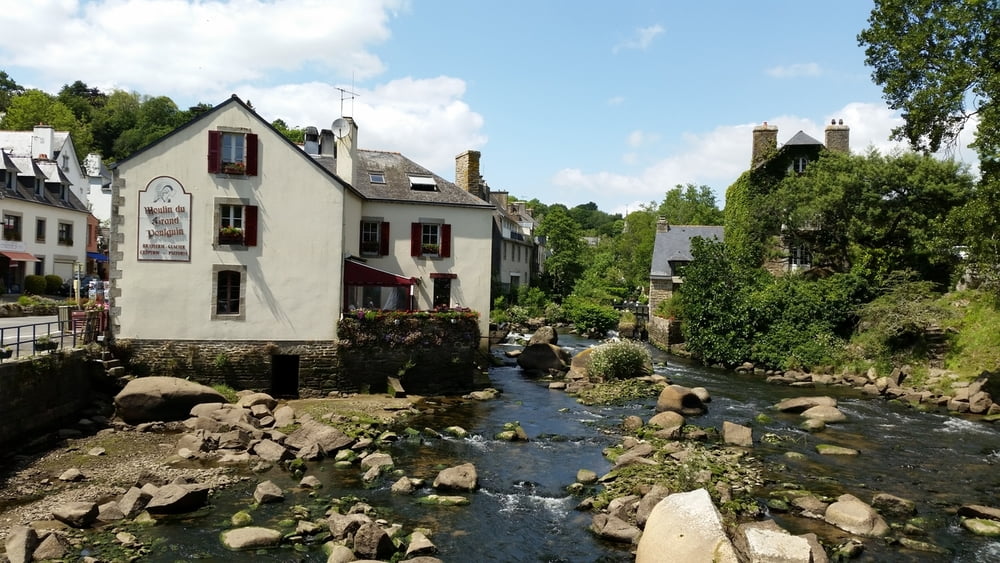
607,96,625,106
612,24,664,54
765,63,822,78
626,130,660,148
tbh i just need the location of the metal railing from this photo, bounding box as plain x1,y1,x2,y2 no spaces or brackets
0,319,86,360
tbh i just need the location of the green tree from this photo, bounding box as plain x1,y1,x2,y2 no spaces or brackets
57,80,105,123
858,0,1000,165
537,206,586,299
113,95,184,157
272,118,305,144
91,90,141,159
0,70,24,113
657,184,724,225
0,89,93,160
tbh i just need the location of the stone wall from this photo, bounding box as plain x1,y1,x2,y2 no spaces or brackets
648,278,674,320
0,351,97,448
647,315,682,350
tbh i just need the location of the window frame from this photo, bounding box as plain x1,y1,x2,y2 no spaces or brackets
208,129,259,176
410,221,451,258
35,218,45,243
360,218,389,257
214,198,258,248
212,265,247,320
3,214,21,242
57,221,73,245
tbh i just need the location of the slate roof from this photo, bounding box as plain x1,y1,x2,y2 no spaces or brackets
5,156,89,212
783,130,823,147
0,130,70,158
650,225,724,278
312,150,493,209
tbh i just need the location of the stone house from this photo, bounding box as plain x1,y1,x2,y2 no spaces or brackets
648,220,724,316
110,95,493,395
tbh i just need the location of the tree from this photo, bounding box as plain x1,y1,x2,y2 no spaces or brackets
272,119,305,144
57,80,105,123
90,90,141,159
858,1,1000,167
657,184,724,225
0,89,93,160
112,95,183,158
0,70,24,113
774,150,974,287
537,206,586,299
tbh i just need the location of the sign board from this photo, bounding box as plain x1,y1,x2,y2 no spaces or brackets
137,176,191,262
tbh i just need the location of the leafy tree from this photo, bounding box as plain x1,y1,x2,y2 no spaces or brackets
272,118,305,144
613,208,657,293
774,150,973,287
90,90,141,159
536,206,586,299
113,95,184,158
657,184,724,225
0,89,93,160
858,0,1000,166
57,80,105,123
0,70,24,113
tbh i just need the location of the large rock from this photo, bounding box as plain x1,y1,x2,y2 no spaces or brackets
774,396,837,413
734,520,814,563
115,376,228,424
722,421,752,447
4,526,38,563
517,343,571,374
800,405,847,423
528,326,558,346
220,526,282,550
655,385,707,415
253,480,284,504
51,501,99,528
591,513,641,543
284,419,353,456
432,462,478,491
118,486,153,518
824,494,890,537
145,483,210,514
353,522,395,560
635,488,739,563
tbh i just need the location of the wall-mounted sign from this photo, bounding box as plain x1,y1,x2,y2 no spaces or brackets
137,176,191,262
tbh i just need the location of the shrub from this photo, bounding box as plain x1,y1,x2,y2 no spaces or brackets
24,275,46,295
506,305,530,325
44,275,62,295
544,303,566,323
564,298,620,336
588,340,652,380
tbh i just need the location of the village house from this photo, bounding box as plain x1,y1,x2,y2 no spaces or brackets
110,95,493,395
0,125,98,290
647,220,724,317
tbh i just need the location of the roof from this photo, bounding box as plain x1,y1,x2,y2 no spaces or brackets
650,225,724,278
0,130,69,158
314,150,493,209
783,130,823,147
3,156,89,212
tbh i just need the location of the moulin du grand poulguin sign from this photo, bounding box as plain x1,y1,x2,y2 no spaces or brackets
138,176,191,262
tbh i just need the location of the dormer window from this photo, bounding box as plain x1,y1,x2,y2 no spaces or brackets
0,170,10,190
60,184,67,201
34,178,42,196
791,157,808,174
408,175,436,191
369,172,385,184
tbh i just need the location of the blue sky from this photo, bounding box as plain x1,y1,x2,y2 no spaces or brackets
0,1,979,215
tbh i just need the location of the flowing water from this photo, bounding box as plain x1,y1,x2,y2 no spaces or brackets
128,334,1000,562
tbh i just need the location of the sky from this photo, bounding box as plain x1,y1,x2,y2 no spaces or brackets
0,0,980,215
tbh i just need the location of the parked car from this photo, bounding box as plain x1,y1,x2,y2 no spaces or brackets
60,274,98,297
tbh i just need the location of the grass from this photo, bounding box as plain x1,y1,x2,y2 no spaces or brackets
940,291,1000,378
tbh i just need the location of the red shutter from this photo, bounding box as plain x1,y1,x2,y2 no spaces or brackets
244,206,258,246
207,130,221,173
441,224,452,257
245,133,259,176
380,221,390,256
410,223,421,256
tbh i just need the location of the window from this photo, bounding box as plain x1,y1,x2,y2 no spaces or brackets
57,222,72,245
215,199,258,246
789,245,812,269
35,219,45,242
213,267,245,319
411,222,451,258
207,130,259,175
791,157,808,174
3,215,21,241
0,170,12,190
59,184,67,201
433,277,451,308
360,219,389,256
369,172,385,184
408,175,437,191
34,178,42,197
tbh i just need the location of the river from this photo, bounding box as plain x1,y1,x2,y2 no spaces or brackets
135,333,1000,562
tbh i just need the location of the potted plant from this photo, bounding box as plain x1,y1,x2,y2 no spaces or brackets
219,226,244,244
222,161,246,175
34,335,57,353
421,243,439,256
0,346,12,360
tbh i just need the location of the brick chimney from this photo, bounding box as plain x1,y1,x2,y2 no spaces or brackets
455,150,485,200
751,122,778,167
824,119,850,153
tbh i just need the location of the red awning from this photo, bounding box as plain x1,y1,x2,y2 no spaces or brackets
0,251,40,262
344,260,415,286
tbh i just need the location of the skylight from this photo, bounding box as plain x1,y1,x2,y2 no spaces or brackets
408,175,436,191
369,172,385,184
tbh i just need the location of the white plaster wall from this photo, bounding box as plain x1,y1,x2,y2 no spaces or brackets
113,103,348,341
0,198,88,274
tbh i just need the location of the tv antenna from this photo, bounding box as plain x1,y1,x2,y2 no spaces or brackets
331,117,350,139
336,86,359,117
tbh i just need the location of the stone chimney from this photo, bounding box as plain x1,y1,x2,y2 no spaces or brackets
656,216,670,233
455,150,485,200
334,117,359,186
825,119,850,153
492,190,509,210
751,122,778,167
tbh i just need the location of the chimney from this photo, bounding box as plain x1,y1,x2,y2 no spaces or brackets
334,117,359,186
455,150,485,200
825,118,850,154
32,124,54,160
493,190,509,210
751,122,778,166
302,126,319,155
656,216,670,233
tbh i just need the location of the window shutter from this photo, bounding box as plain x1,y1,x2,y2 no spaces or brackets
441,224,452,257
208,131,221,173
245,133,259,176
410,223,421,256
244,206,258,246
380,221,390,256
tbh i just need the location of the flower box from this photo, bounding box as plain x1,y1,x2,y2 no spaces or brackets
34,339,57,353
222,162,246,175
219,228,244,245
421,244,440,256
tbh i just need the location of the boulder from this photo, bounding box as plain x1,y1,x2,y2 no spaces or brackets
722,421,752,447
118,486,153,518
655,385,707,415
415,494,470,506
325,544,357,563
691,387,712,403
872,493,916,516
360,452,394,472
391,476,416,494
251,439,291,462
636,484,671,528
253,480,284,504
958,504,1000,521
800,405,847,423
816,444,859,456
528,326,558,345
328,512,372,540
568,347,595,381
636,488,739,563
115,376,228,424
734,520,814,563
236,392,278,411
4,525,38,563
824,494,890,537
353,521,395,560
284,419,353,456
51,501,99,528
220,527,282,550
97,501,125,522
962,518,1000,536
433,462,478,491
32,533,69,560
406,531,437,556
774,396,837,413
273,405,295,428
145,483,210,514
517,343,571,374
590,513,641,543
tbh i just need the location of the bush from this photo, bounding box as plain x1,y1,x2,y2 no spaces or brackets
564,298,620,336
589,339,652,380
23,275,46,295
44,275,62,295
506,305,530,325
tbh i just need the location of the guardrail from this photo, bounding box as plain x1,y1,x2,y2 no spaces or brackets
0,311,106,360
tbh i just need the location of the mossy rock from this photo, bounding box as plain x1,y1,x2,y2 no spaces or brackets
415,495,470,506
962,518,1000,536
816,444,859,456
